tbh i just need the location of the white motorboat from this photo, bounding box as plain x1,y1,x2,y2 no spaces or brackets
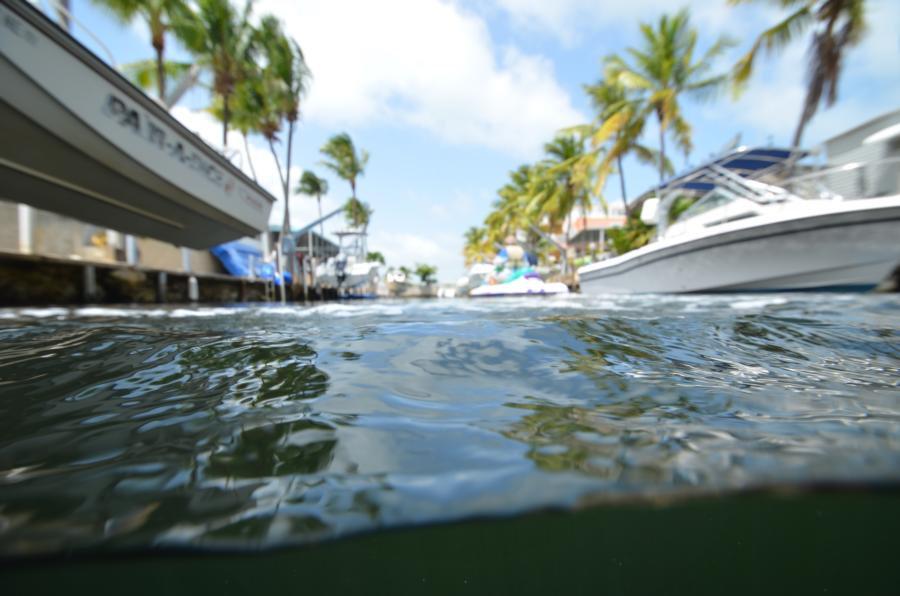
578,154,900,294
315,257,381,289
314,230,381,294
0,0,274,247
470,276,569,297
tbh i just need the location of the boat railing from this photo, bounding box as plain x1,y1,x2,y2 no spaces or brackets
782,155,900,201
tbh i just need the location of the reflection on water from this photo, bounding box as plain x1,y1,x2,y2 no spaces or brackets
0,295,898,555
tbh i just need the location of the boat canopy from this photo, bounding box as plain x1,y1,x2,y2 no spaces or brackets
654,147,808,195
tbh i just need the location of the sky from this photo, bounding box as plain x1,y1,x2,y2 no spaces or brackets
54,0,900,281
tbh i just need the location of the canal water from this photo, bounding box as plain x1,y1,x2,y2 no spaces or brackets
0,294,898,557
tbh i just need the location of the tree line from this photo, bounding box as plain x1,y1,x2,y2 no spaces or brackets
464,1,868,267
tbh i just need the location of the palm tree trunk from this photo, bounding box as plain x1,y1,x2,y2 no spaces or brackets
154,45,166,101
284,120,296,201
242,133,258,182
222,93,230,148
791,98,816,149
284,119,297,287
658,118,666,184
269,137,293,293
317,195,324,238
350,179,356,199
617,154,629,214
268,138,287,199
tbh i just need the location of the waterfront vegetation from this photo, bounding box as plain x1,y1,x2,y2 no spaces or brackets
414,264,438,285
465,1,872,264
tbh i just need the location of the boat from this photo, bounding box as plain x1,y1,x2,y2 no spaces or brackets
314,230,381,296
456,262,495,295
468,262,569,297
470,275,569,297
0,0,275,248
578,149,900,294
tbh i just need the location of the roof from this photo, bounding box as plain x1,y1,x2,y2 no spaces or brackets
641,147,807,197
824,108,900,145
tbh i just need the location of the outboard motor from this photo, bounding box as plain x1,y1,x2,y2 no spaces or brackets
335,255,348,287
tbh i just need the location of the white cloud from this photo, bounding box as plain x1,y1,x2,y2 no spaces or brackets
256,0,583,158
368,230,462,282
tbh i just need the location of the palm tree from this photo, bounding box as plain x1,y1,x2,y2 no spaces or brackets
320,133,369,199
414,263,437,285
605,9,734,183
207,75,268,180
344,197,373,231
296,171,329,238
90,0,190,100
485,164,540,247
121,59,193,102
528,135,592,273
175,0,255,147
579,78,671,211
730,0,867,148
463,226,492,266
366,251,386,265
254,15,310,209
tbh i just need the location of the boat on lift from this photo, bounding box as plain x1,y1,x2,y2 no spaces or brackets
578,147,900,294
0,0,274,248
315,230,381,297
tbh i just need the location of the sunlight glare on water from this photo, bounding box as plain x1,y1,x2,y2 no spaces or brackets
0,294,898,555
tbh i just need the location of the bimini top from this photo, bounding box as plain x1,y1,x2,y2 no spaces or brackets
653,147,808,195
0,0,275,248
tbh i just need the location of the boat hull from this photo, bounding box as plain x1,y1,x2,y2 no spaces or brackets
0,1,274,248
579,199,900,294
470,279,570,297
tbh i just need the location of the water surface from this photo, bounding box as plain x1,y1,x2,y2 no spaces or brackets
0,294,898,555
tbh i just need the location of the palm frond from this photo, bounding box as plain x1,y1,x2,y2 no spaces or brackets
732,4,813,89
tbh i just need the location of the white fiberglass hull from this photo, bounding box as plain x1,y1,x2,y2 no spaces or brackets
0,0,274,248
578,196,900,294
315,261,380,290
470,277,569,297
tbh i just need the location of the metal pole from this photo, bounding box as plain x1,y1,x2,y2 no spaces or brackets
182,247,198,302
308,230,314,289
124,235,138,265
276,241,286,304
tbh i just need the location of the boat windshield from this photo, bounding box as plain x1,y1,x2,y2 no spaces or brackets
674,190,738,223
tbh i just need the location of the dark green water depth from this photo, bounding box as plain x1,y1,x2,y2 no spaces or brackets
0,295,898,561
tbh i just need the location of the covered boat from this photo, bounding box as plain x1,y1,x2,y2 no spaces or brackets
0,0,275,248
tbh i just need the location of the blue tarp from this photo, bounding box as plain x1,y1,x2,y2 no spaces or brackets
212,243,293,285
211,241,263,277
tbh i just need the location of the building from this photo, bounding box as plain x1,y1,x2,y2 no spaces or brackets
821,108,900,198
566,204,627,260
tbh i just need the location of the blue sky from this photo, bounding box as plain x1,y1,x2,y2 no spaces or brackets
58,0,900,281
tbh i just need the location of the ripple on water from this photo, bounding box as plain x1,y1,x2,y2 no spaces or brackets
0,294,898,554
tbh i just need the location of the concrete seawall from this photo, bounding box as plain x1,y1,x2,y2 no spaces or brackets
0,251,280,306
